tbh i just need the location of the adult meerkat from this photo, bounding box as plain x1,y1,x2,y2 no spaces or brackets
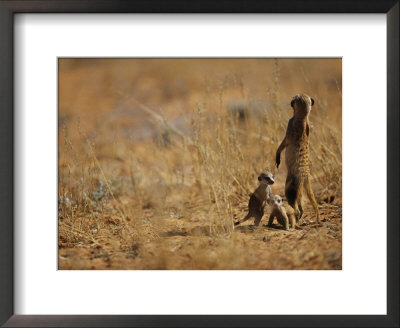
275,94,321,224
267,195,297,230
234,172,275,227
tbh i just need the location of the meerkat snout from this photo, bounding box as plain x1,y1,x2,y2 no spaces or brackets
257,172,275,185
273,195,282,206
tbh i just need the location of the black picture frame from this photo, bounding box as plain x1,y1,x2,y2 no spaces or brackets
0,1,398,327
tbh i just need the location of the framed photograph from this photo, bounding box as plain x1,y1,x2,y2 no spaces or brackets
0,0,398,327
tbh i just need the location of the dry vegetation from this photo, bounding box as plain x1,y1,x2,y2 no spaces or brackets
58,58,342,270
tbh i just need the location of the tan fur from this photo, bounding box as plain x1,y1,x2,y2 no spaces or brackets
267,195,297,230
275,94,320,224
234,171,274,227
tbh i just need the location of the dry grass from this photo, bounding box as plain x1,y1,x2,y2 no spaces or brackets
58,58,342,270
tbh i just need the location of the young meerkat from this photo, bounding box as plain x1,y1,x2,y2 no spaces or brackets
234,171,275,227
275,94,321,224
267,194,297,231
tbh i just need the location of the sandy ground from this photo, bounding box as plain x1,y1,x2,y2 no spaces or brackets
59,193,341,270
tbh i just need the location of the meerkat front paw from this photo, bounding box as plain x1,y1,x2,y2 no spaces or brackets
275,154,281,168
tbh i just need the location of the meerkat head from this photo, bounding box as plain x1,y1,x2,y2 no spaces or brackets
272,194,283,207
290,94,314,119
258,172,275,185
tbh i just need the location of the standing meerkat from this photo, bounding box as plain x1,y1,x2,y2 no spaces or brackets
234,171,275,227
267,194,297,230
275,94,321,224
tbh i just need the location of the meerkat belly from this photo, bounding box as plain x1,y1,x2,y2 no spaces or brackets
285,143,310,177
249,195,264,214
254,188,267,203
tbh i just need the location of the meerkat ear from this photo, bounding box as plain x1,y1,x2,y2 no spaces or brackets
258,176,262,181
311,98,314,106
290,99,295,108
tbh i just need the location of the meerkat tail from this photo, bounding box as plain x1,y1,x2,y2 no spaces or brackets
234,214,251,226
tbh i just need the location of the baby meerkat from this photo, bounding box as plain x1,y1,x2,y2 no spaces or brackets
267,195,296,231
234,172,275,227
275,94,321,224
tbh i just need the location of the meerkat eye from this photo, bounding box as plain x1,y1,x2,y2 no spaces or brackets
290,100,295,108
